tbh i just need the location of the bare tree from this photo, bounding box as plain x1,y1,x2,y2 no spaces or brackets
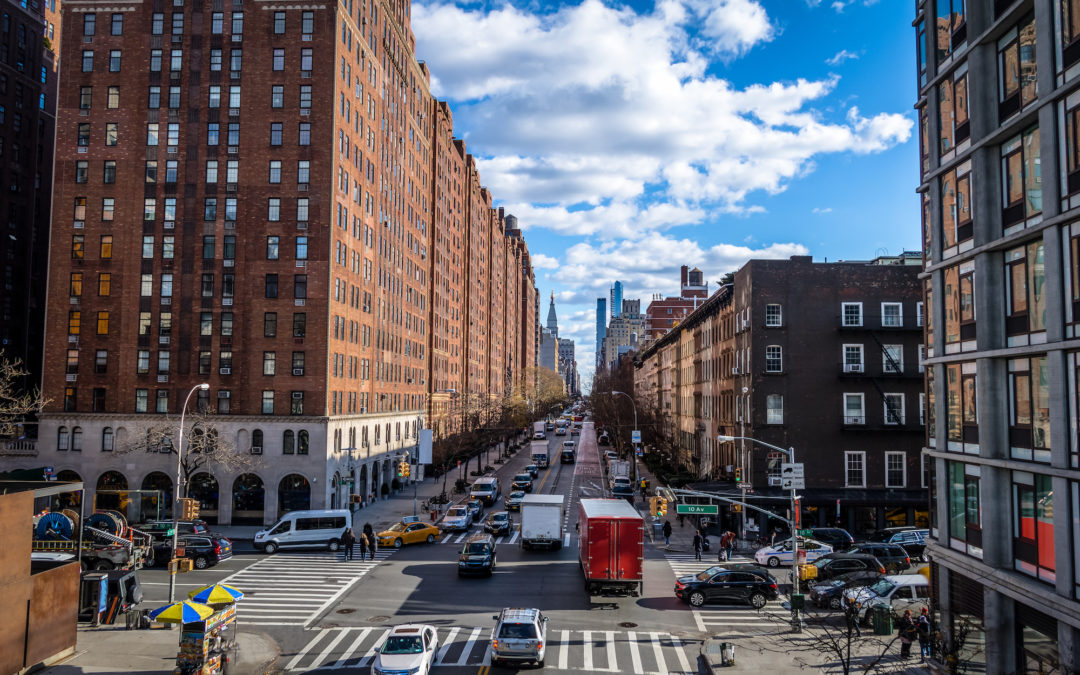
113,409,262,496
0,352,48,437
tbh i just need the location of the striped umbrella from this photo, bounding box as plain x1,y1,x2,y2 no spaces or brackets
187,583,244,605
148,600,215,624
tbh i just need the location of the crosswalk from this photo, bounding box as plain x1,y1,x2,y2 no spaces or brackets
284,625,698,673
664,552,794,635
220,549,396,626
437,525,574,549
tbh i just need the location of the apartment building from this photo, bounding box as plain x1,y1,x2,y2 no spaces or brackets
24,0,536,526
643,265,709,339
916,1,1080,670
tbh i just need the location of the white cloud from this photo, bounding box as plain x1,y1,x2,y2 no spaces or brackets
531,253,560,269
412,0,912,237
812,207,832,214
826,49,860,66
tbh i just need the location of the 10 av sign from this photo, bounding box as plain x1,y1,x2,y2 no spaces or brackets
675,504,718,515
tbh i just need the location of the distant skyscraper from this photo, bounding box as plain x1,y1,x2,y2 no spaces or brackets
611,281,624,319
595,298,607,368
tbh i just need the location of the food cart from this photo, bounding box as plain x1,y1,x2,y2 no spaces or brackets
175,603,236,675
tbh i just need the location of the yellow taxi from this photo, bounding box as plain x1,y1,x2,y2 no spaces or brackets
377,521,441,548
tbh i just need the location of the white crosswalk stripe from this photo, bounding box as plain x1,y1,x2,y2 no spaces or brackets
220,549,396,626
437,524,562,547
284,626,697,673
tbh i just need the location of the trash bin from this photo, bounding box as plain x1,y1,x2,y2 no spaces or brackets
872,604,893,635
790,593,805,610
652,521,663,538
720,642,735,666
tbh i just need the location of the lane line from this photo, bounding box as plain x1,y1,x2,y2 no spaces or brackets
604,630,618,673
649,632,666,675
453,626,482,666
692,609,707,632
558,629,569,670
582,630,593,671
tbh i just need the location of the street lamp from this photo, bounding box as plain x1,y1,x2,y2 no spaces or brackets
169,382,210,604
610,390,638,487
718,434,802,633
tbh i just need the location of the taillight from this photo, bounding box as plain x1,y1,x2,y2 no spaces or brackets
214,543,221,555
905,557,911,565
770,583,778,590
879,566,886,574
536,642,543,651
492,640,499,650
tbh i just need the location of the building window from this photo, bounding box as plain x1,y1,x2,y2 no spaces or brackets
296,237,308,261
1013,471,1055,583
298,430,309,454
845,451,865,488
265,274,278,298
293,313,306,337
261,391,274,415
271,85,284,109
943,261,976,346
998,14,1037,121
884,393,905,425
1005,239,1046,341
946,362,979,450
1009,356,1051,462
885,451,906,488
949,461,982,556
294,275,307,299
939,67,970,155
764,346,782,373
881,302,902,327
936,0,966,62
843,344,863,373
841,302,862,327
57,426,69,451
217,391,231,414
83,13,96,36
109,50,121,72
269,161,281,184
766,394,783,424
297,160,309,184
299,122,310,146
156,389,169,413
263,352,276,376
264,312,277,337
270,122,282,146
1001,126,1042,228
843,393,865,424
882,345,903,374
764,303,781,327
96,311,110,335
135,389,148,413
291,392,304,415
95,350,108,374
273,11,285,33
81,50,93,72
292,351,305,375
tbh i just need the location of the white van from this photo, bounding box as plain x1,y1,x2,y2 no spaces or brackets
471,477,501,505
254,509,352,554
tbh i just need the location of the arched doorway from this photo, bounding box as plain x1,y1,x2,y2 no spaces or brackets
232,474,265,525
330,473,340,509
55,470,81,510
140,471,173,520
96,470,128,511
187,473,219,524
278,474,311,517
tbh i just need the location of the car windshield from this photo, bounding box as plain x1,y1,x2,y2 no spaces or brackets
498,623,537,639
466,543,491,554
510,492,524,499
492,514,508,522
447,507,468,517
868,580,895,597
695,566,723,581
514,475,530,482
813,558,831,568
384,523,406,533
381,635,423,655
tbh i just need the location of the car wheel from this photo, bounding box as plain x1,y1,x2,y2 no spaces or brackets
264,541,278,554
537,658,545,668
328,539,341,552
194,556,209,570
829,596,842,610
749,593,767,609
394,538,403,549
921,552,930,563
92,559,113,571
688,591,706,607
427,534,435,544
767,557,780,568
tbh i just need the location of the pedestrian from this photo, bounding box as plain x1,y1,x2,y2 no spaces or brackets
363,522,376,559
898,609,916,658
717,531,731,561
357,529,369,561
693,530,703,561
662,520,672,547
678,513,686,527
917,607,933,659
342,527,356,561
845,598,862,638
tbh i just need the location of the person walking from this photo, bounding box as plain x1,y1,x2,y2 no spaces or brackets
845,597,862,638
917,607,933,659
662,520,672,547
357,529,369,562
898,609,916,658
692,530,703,561
342,527,356,561
363,522,377,560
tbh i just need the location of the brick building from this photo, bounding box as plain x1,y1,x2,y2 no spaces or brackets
643,265,709,339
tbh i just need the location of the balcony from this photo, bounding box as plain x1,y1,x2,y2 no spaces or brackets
1,439,38,456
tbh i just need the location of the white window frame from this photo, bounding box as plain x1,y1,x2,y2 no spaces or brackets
843,393,865,425
916,301,924,327
920,452,929,489
764,345,783,373
766,394,783,424
843,344,864,372
885,451,907,488
765,303,782,327
919,392,926,426
842,302,863,327
881,302,903,327
883,393,905,425
883,344,904,374
845,451,866,488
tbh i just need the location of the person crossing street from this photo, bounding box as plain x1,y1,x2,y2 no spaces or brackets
342,527,356,561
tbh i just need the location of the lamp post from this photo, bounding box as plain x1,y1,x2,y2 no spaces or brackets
718,434,802,633
610,390,638,487
168,382,209,604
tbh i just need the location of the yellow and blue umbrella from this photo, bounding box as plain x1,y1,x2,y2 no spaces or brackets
148,600,215,623
187,583,244,605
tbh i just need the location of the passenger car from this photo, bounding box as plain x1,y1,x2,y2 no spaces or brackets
555,427,567,436
810,527,855,551
441,506,472,532
674,565,779,608
378,522,441,548
571,427,580,435
465,498,485,521
490,608,548,667
843,574,930,623
483,511,512,536
152,534,232,570
754,539,833,567
867,527,929,562
504,491,525,511
371,624,439,675
525,464,539,479
808,570,885,609
611,484,635,504
458,534,497,577
847,542,912,573
140,520,212,540
807,553,886,582
512,473,533,493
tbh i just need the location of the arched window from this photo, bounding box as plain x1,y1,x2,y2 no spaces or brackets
252,429,263,451
101,427,114,452
57,426,69,451
71,427,83,452
283,429,294,454
298,430,309,455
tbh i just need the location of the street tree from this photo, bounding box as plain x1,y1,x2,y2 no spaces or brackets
0,352,48,437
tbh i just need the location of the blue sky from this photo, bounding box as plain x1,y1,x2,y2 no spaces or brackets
411,0,919,385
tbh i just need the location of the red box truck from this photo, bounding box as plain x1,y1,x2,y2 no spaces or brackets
578,498,644,596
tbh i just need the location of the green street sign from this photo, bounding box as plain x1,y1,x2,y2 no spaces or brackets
675,504,718,515
797,529,814,537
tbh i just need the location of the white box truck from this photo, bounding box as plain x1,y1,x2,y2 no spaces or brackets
520,494,564,550
530,440,550,468
609,460,631,484
532,421,546,440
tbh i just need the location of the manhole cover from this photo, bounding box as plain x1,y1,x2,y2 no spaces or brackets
369,615,391,622
336,609,355,615
618,622,638,628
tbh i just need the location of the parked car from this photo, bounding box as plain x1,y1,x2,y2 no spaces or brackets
754,539,833,567
843,574,931,623
611,476,632,489
512,474,534,493
598,434,611,446
138,520,213,541
465,498,485,521
378,522,441,548
483,511,513,536
153,534,233,570
806,552,886,582
371,624,439,675
808,570,886,609
505,491,526,511
490,608,549,667
458,534,497,577
611,484,635,504
867,527,930,562
441,506,472,532
810,527,855,551
848,542,912,573
525,464,539,479
674,565,779,608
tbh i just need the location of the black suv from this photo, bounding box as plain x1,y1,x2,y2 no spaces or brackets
484,511,513,536
511,474,533,493
848,542,911,573
139,520,212,541
809,552,886,582
810,527,855,551
153,534,233,570
808,570,885,609
458,534,497,577
868,527,929,562
674,565,779,608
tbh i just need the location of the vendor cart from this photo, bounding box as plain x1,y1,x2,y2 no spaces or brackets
175,603,236,675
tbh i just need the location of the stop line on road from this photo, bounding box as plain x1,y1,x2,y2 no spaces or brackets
284,625,699,673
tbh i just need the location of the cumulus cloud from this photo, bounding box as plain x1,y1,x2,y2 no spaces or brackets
826,49,860,65
531,253,560,269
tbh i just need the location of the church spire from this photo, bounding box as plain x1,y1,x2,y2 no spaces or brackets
546,292,559,338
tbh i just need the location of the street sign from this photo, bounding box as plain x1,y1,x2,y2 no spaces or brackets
631,430,641,444
676,504,718,515
781,477,806,490
797,529,813,537
635,447,643,457
781,463,804,478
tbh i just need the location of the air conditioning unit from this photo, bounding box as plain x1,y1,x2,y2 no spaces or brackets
291,392,304,399
295,299,305,306
845,364,863,373
230,71,240,79
159,336,170,345
231,34,242,42
161,297,172,305
292,368,304,376
164,221,175,229
67,335,78,343
226,183,237,193
228,108,239,117
297,221,308,230
220,367,231,375
218,390,230,398
250,446,262,455
157,375,169,383
65,373,77,382
222,298,233,306
302,34,312,41
70,296,79,305
227,146,238,154
296,260,306,267
768,477,783,486
732,367,739,375
73,220,84,228
300,109,310,116
224,259,234,267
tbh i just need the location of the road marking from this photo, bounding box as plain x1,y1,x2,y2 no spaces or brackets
507,530,519,544
563,533,571,548
558,629,570,670
453,626,483,666
627,631,643,674
582,630,593,671
649,632,666,674
436,627,460,663
307,627,351,670
670,635,692,674
604,630,618,672
328,627,372,669
357,628,389,667
283,629,330,671
692,609,706,632
479,642,492,666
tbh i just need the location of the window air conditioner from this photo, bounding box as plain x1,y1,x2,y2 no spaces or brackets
250,446,262,455
768,477,782,486
291,392,304,399
292,368,304,376
219,367,231,375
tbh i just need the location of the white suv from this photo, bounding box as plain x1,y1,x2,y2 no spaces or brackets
491,608,548,667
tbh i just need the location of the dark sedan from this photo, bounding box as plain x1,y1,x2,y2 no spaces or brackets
483,511,513,536
153,534,233,570
809,553,886,582
504,491,526,512
808,570,886,609
674,565,779,608
511,474,533,493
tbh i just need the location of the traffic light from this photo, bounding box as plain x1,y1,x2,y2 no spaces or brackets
658,497,668,517
397,461,408,478
179,498,200,520
734,467,742,482
649,497,660,517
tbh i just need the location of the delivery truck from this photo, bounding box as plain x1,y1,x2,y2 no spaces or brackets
532,421,546,440
578,498,644,596
530,440,550,468
519,494,564,550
